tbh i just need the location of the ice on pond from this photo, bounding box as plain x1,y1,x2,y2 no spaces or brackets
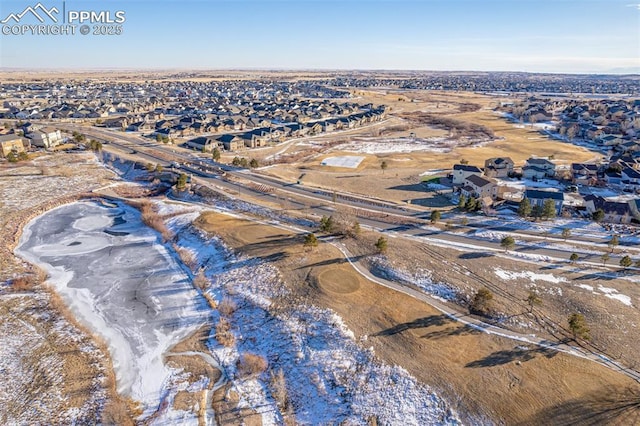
16,201,210,413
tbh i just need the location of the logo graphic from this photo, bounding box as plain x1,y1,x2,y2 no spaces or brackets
1,2,59,24
2,2,125,36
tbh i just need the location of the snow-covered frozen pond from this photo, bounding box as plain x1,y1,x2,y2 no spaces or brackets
16,201,209,413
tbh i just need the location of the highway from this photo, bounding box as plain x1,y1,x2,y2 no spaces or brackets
60,123,640,269
66,123,640,383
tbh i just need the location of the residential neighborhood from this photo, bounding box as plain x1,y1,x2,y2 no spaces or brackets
499,97,640,155
448,150,640,224
0,79,386,153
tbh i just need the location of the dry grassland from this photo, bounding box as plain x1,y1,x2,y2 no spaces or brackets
260,89,600,204
195,211,640,425
0,153,136,424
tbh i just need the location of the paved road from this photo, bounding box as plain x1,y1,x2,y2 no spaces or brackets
60,123,640,274
326,238,640,383
149,188,640,384
75,128,640,382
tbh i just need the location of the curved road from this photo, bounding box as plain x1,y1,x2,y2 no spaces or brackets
63,123,640,382
326,238,640,383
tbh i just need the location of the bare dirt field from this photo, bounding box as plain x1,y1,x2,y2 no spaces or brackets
195,211,640,425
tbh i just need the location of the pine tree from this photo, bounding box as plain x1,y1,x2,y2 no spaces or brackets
458,194,467,210
319,215,335,233
542,199,557,219
176,173,188,191
517,198,531,217
303,233,318,250
212,147,221,161
465,196,477,212
500,236,515,252
592,209,605,222
620,255,632,269
569,253,579,264
526,289,542,312
375,236,388,254
469,288,493,316
568,313,590,340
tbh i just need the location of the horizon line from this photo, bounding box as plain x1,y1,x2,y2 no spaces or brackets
1,67,639,77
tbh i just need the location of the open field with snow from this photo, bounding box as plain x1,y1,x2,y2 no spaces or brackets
196,210,640,425
193,210,460,424
259,89,599,205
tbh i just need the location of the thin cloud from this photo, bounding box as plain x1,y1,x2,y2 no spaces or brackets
626,3,640,9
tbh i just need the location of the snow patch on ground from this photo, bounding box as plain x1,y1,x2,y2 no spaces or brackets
369,257,460,302
321,156,365,169
576,284,595,292
182,218,462,424
573,283,633,306
598,285,633,306
494,268,568,284
336,137,451,154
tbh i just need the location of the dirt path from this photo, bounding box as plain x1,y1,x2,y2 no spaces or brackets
195,210,640,425
329,238,640,383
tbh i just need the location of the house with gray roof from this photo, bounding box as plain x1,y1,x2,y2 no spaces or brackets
452,164,483,185
464,174,497,199
584,195,634,224
524,189,564,215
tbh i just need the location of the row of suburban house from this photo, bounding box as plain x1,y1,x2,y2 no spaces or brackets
183,109,387,151
500,98,640,155
0,78,351,121
0,127,65,157
450,156,640,223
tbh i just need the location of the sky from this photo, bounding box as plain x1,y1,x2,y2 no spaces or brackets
0,0,638,73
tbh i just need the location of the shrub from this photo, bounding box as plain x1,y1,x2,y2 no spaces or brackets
215,317,235,347
10,276,34,291
269,368,290,411
138,200,173,242
175,246,197,270
193,271,209,291
319,215,335,233
237,353,268,378
469,288,493,316
218,297,237,317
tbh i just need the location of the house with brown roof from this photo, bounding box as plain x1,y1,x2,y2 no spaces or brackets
0,134,26,158
452,164,483,185
216,134,242,151
186,136,217,152
463,174,497,199
484,157,514,178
